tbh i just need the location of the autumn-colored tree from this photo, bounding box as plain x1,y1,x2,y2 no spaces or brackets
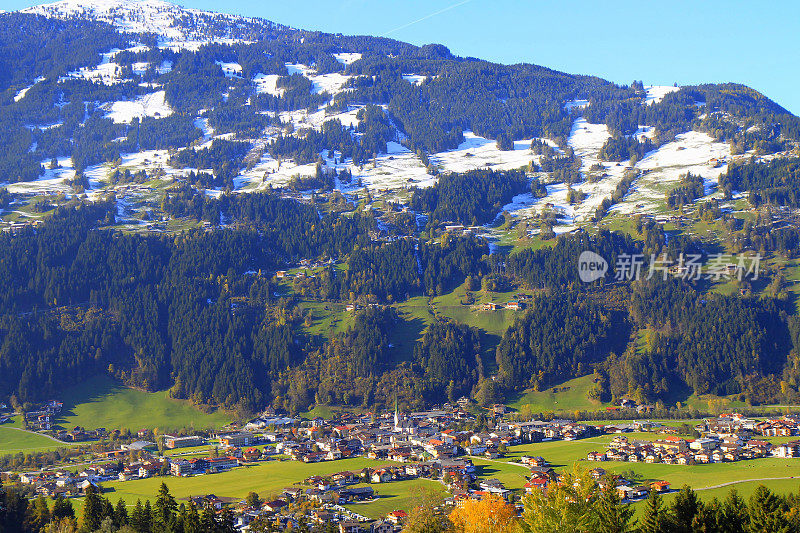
519,464,599,533
403,486,453,533
448,494,519,533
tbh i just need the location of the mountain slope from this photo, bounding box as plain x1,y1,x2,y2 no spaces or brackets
0,0,799,414
22,0,287,45
0,1,796,236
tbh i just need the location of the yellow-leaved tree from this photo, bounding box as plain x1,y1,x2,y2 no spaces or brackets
448,493,519,533
519,464,600,533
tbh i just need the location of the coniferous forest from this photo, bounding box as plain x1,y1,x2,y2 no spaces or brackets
0,5,798,418
1,197,799,414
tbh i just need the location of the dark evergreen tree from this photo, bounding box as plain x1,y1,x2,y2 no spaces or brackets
153,482,178,529
114,498,129,528
717,490,749,533
595,476,635,533
82,484,104,531
669,485,702,533
749,485,790,533
640,489,666,533
52,494,75,521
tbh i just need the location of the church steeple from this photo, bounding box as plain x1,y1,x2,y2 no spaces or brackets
394,395,399,431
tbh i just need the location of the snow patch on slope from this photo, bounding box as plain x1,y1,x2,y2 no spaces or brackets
106,90,172,123
614,130,731,215
564,98,589,111
333,52,361,65
402,74,427,86
432,132,539,174
310,72,351,96
502,118,633,226
643,85,680,105
6,157,76,195
61,48,129,85
285,63,352,96
13,77,46,102
253,74,284,96
216,61,242,79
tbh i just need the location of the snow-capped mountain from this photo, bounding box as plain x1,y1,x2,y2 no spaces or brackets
1,0,797,236
21,0,283,47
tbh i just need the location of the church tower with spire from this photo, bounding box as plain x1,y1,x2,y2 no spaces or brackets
393,395,399,431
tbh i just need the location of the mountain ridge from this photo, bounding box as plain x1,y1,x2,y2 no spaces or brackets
1,0,800,424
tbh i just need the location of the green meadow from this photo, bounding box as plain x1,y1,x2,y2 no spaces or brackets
56,375,233,432
0,416,73,454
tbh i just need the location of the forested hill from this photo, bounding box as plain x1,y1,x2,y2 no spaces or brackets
2,0,800,416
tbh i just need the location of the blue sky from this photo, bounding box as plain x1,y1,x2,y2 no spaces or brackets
7,0,799,115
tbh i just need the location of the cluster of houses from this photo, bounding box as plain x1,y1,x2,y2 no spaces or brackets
0,222,34,234
517,460,672,503
17,463,126,499
10,406,579,529
588,434,772,466
55,425,109,442
588,414,800,466
479,294,530,312
275,258,337,281
10,399,108,440
18,405,800,530
22,400,63,431
481,300,524,311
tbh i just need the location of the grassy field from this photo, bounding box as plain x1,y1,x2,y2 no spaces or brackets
430,281,529,336
95,458,393,503
72,458,425,519
471,458,530,491
344,479,447,518
506,375,609,413
490,437,800,501
299,300,353,341
0,416,73,454
56,375,232,432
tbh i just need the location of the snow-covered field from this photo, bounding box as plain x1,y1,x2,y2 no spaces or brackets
498,115,735,226
233,139,434,193
283,63,352,96
309,72,351,96
105,90,173,123
569,119,611,159
216,61,242,79
61,48,129,85
502,118,631,225
5,157,76,195
333,52,361,65
564,98,589,111
347,141,435,191
614,130,731,214
643,85,680,105
402,74,427,86
253,73,284,96
566,117,633,222
118,148,172,173
431,132,540,174
279,105,362,131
